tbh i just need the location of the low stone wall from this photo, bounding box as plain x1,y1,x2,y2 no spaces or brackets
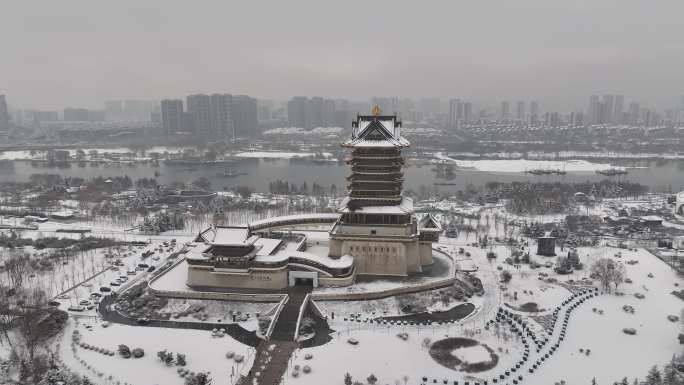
149,287,286,302
293,294,312,341
311,248,456,301
264,295,289,340
311,276,456,302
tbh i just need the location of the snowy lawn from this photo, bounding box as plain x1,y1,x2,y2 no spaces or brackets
526,246,684,385
289,322,525,385
58,318,255,385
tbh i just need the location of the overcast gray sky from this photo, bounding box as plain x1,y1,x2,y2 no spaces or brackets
1,0,683,110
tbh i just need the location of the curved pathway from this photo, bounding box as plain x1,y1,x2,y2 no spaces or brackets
98,294,261,347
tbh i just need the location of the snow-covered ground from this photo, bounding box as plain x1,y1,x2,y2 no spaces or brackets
527,246,684,385
57,318,255,385
233,151,333,159
288,323,525,385
435,153,626,173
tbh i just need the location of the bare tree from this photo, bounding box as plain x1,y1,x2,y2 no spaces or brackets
590,258,626,292
5,254,29,291
16,288,48,364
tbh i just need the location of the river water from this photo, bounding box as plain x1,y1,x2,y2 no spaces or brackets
1,157,683,194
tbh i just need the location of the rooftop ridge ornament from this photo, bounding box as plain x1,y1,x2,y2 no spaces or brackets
371,105,381,117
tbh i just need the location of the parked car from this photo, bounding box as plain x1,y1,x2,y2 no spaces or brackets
127,270,136,275
138,263,149,268
137,318,150,325
99,287,112,293
110,281,120,287
147,266,156,272
90,292,103,298
48,300,61,307
78,300,90,306
118,276,128,282
68,305,85,312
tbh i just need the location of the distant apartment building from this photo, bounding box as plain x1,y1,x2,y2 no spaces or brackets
448,99,463,128
161,99,184,135
186,94,212,139
287,96,336,129
601,94,614,124
0,95,9,130
516,100,525,121
287,96,307,128
614,95,624,124
588,95,600,124
529,101,539,125
25,110,59,126
231,95,257,138
306,96,324,128
210,93,233,139
500,101,510,120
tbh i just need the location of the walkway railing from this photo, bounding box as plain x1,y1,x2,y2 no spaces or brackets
263,294,289,340
293,293,312,341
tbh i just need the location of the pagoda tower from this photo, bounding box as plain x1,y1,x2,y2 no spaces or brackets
328,107,438,276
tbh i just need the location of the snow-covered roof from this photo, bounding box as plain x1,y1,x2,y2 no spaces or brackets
247,213,339,229
344,116,410,148
196,225,256,245
339,196,414,214
418,214,442,231
254,238,283,256
640,215,663,222
255,251,354,270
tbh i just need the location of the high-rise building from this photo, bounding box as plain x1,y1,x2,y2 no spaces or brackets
448,99,463,128
322,98,336,127
306,97,324,129
161,99,184,135
588,95,600,125
462,102,473,123
516,101,525,121
627,102,640,125
210,93,233,139
0,95,9,130
601,94,614,124
287,96,336,129
614,95,624,124
529,100,539,125
231,95,257,137
287,96,308,128
500,101,510,120
186,94,212,139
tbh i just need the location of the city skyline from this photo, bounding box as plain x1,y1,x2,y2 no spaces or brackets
2,1,684,110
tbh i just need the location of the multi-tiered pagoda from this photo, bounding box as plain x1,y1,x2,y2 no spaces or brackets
329,107,439,276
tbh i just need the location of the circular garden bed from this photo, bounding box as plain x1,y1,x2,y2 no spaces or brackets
428,337,499,373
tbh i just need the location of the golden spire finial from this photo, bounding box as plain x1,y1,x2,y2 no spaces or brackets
371,105,381,116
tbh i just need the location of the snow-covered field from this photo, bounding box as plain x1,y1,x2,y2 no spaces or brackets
288,323,525,385
435,153,625,173
295,238,684,384
58,319,255,385
233,151,333,159
527,246,684,385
